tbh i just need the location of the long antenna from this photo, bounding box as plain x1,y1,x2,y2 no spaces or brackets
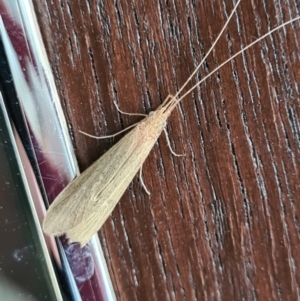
173,0,242,100
176,16,300,104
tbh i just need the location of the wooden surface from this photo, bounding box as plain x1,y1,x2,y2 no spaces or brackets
34,0,300,300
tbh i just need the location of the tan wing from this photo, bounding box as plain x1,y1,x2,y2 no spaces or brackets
43,127,140,236
43,106,167,245
65,123,163,245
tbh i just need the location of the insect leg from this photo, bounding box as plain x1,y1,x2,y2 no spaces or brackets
79,121,140,139
139,166,150,195
113,101,147,117
163,127,185,157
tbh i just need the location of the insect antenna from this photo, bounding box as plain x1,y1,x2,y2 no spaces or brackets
171,15,300,109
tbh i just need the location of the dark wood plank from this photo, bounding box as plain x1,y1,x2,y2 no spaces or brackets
34,0,300,300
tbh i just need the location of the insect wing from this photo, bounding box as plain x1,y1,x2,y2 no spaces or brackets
65,123,162,245
43,127,139,236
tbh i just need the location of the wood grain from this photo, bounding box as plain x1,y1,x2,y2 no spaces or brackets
34,0,300,300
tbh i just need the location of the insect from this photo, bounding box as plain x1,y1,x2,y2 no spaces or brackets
43,0,300,246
